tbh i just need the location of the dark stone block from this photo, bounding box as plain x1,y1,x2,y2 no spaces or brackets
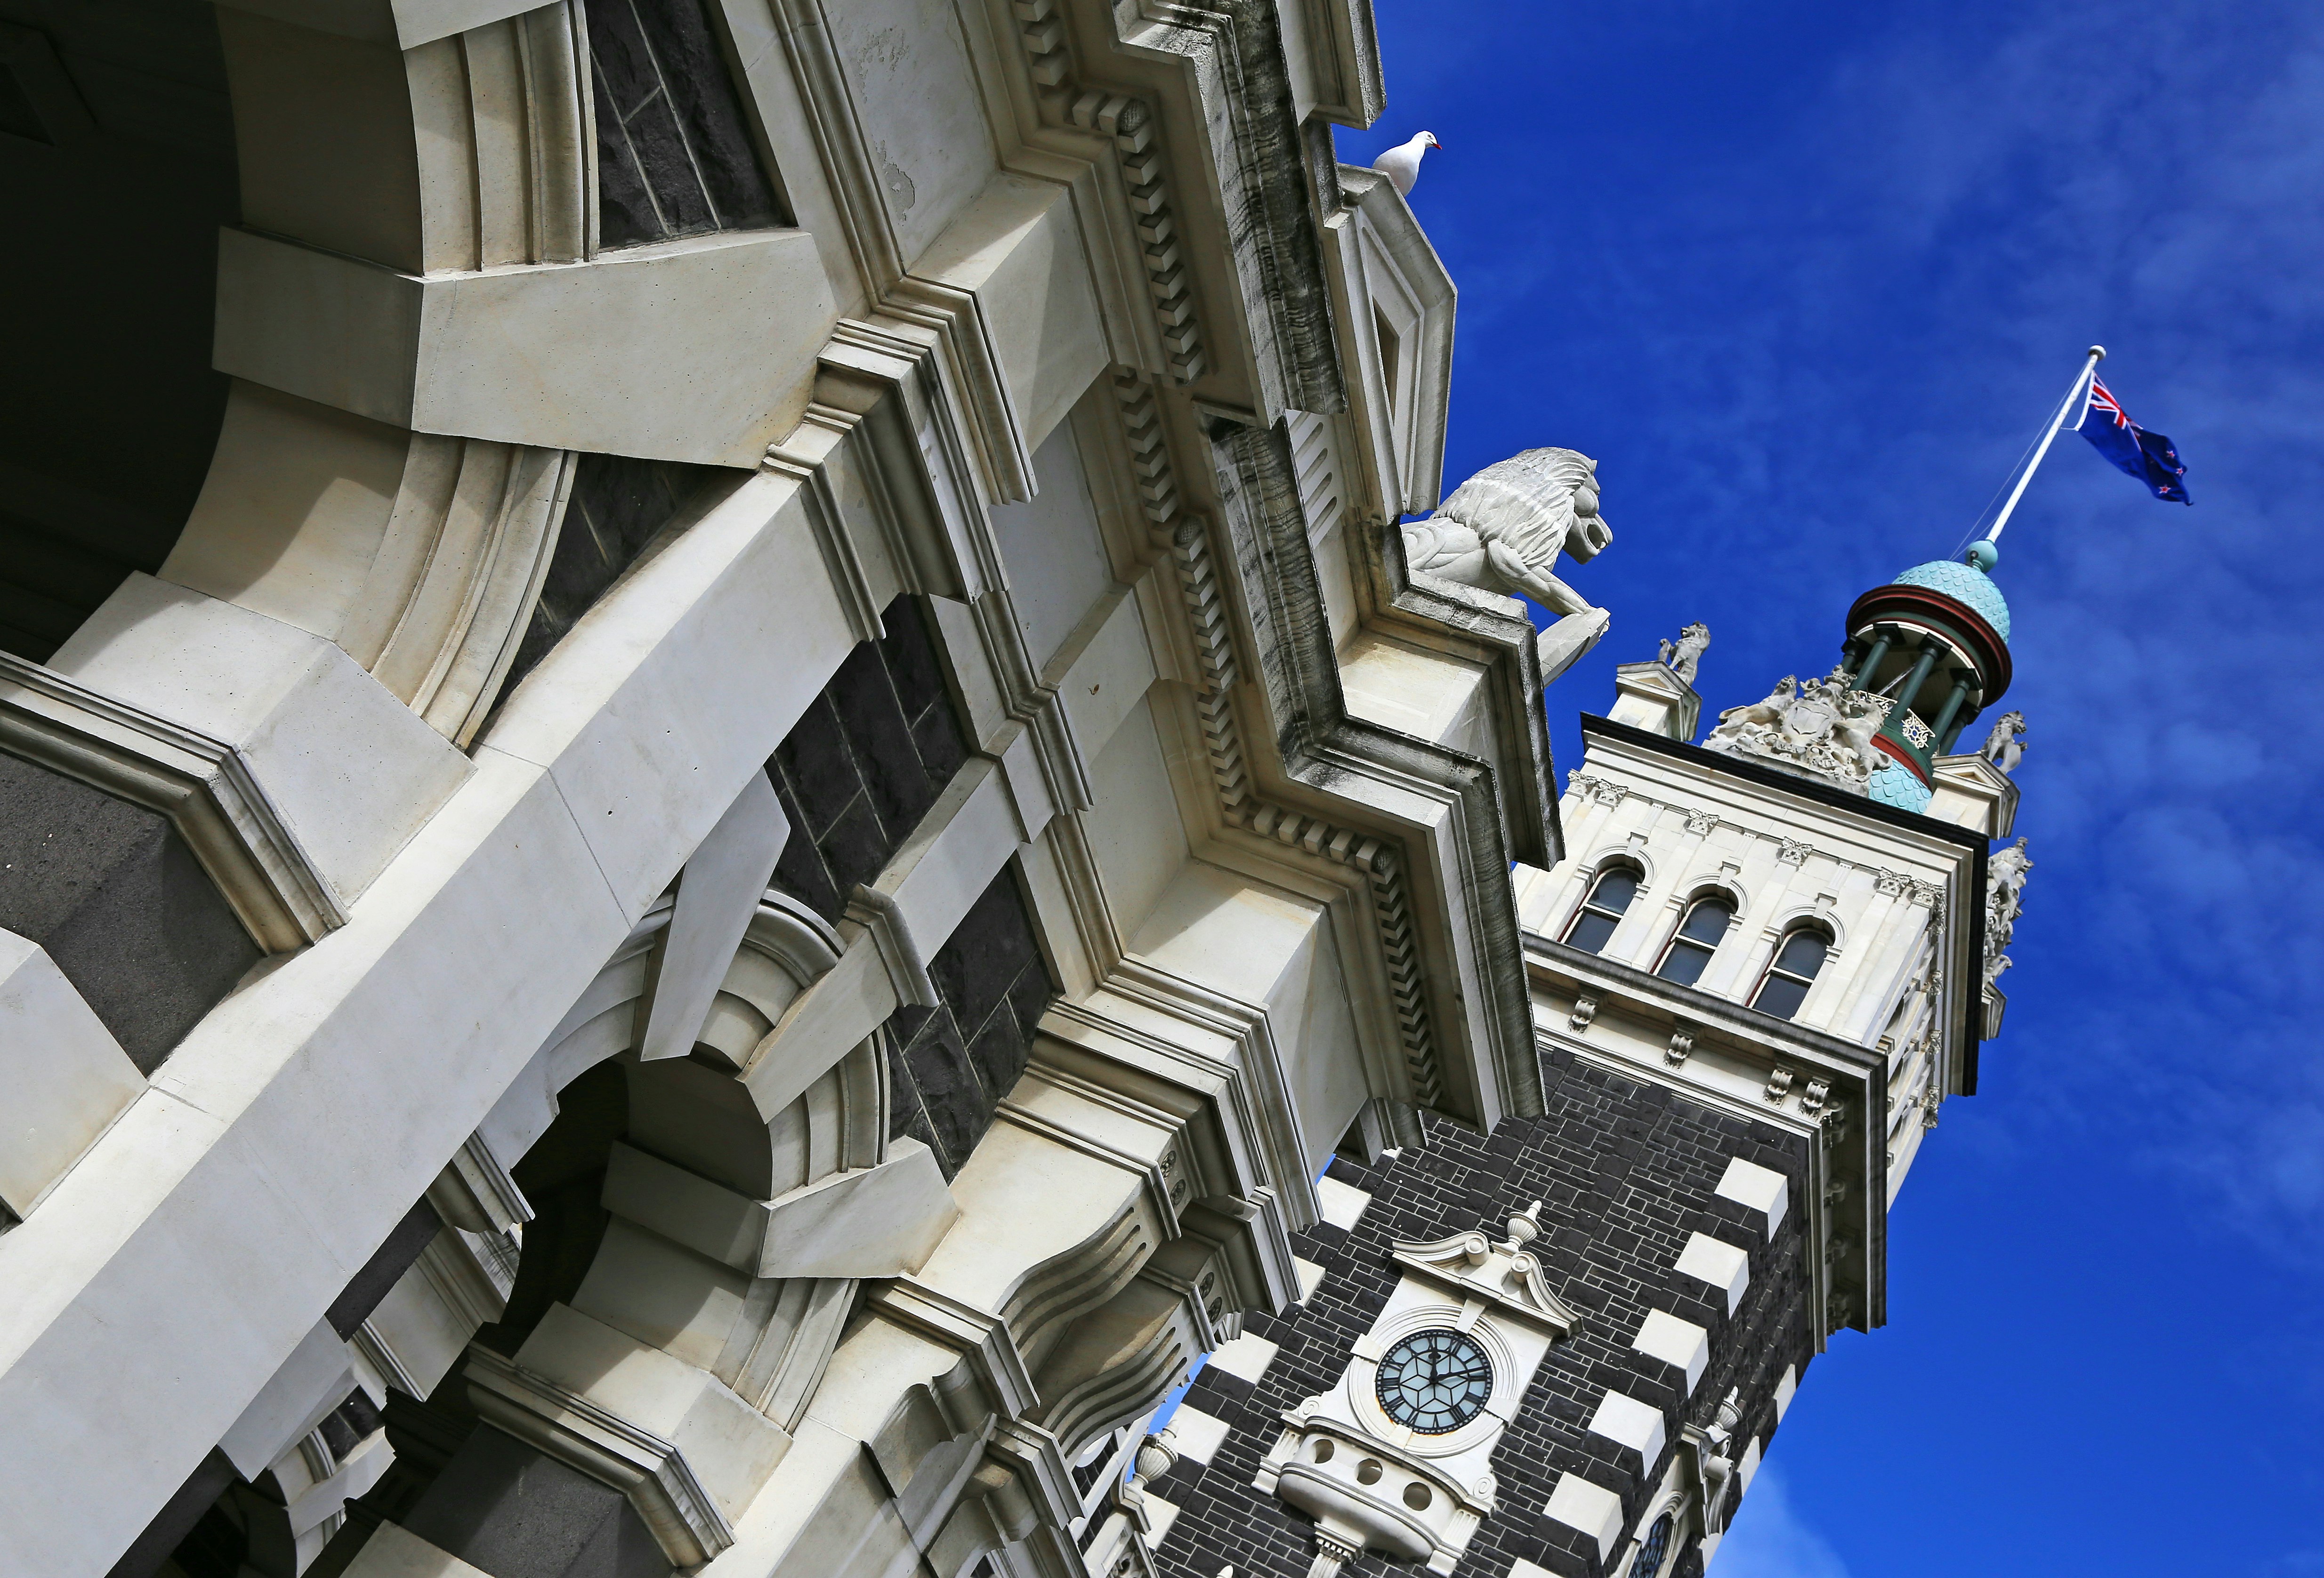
624,87,717,239
766,772,842,923
908,704,967,790
503,453,709,696
403,1425,665,1578
0,751,261,1071
898,1009,988,1175
962,997,1030,1107
813,793,889,903
827,640,931,837
588,69,659,250
771,698,859,840
1005,956,1056,1044
638,0,782,229
582,0,661,121
878,597,952,726
929,867,1040,1040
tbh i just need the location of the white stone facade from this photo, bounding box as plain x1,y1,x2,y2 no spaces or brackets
0,3,1593,1575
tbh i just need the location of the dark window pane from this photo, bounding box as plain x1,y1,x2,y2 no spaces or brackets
1587,867,1638,915
1774,929,1829,979
1634,1514,1673,1578
1656,939,1714,987
1754,971,1810,1020
1566,909,1617,955
1678,896,1734,946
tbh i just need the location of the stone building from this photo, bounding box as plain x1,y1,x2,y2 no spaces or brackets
0,2,2028,1577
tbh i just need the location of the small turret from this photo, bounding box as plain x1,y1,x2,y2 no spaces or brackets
1840,542,2014,812
1699,543,2014,814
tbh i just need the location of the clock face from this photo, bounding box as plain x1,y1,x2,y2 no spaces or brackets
1373,1327,1493,1433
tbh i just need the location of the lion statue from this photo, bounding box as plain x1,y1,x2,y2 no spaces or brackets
1399,447,1611,616
1979,711,2027,775
1657,621,1711,685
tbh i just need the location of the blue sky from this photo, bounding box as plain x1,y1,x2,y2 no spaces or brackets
1342,3,2324,1573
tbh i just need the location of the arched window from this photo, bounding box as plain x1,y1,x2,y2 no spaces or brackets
1654,894,1735,986
1564,863,1640,954
1752,925,1831,1020
1631,1513,1674,1578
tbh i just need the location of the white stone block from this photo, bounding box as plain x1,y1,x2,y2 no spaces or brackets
990,422,1114,672
508,1305,789,1521
1315,1174,1372,1231
1294,1257,1327,1303
1206,1332,1280,1386
1584,1390,1666,1466
1674,1231,1752,1314
1543,1472,1627,1558
1738,1435,1762,1492
1632,1311,1710,1394
50,574,474,908
484,471,857,918
1507,1561,1555,1578
1774,1363,1798,1419
1168,1406,1229,1466
214,225,839,468
0,932,145,1218
602,1137,960,1279
1056,586,1156,765
1714,1156,1790,1236
340,1520,493,1578
218,1319,357,1479
638,770,789,1061
1142,1495,1181,1548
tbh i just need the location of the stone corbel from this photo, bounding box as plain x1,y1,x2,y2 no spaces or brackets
1679,1390,1743,1536
423,1133,533,1238
0,653,345,949
467,1311,791,1569
843,884,943,1012
1028,1237,1219,1457
1665,1024,1697,1067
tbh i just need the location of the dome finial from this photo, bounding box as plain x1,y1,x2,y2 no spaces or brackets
1964,539,1999,573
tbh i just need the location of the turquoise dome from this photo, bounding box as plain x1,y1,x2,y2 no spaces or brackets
1867,761,1935,813
1892,559,2010,643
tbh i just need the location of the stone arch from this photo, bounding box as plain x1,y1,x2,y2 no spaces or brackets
403,888,954,1568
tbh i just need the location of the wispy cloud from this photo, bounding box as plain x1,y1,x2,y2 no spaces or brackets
1710,1465,1853,1578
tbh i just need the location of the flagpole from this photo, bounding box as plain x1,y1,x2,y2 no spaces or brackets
1983,346,2105,543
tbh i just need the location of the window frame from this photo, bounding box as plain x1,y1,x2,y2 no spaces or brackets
1750,922,1834,1020
1562,859,1644,955
1651,890,1737,986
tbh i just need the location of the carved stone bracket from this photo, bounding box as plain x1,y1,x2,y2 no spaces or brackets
0,653,344,950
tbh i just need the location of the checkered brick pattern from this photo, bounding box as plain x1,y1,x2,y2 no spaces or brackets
1149,1047,1815,1578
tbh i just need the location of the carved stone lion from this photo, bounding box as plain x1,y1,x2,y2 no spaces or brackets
1979,710,2027,774
1704,667,1889,791
1398,447,1610,616
1657,621,1711,685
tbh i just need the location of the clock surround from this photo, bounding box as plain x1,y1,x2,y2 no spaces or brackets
1256,1203,1582,1576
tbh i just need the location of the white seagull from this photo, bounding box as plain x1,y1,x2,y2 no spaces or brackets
1371,130,1443,196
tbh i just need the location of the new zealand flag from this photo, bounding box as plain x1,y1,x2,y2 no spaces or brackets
2078,377,2190,503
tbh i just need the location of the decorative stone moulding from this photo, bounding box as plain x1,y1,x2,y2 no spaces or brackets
0,654,344,950
1003,0,1210,385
